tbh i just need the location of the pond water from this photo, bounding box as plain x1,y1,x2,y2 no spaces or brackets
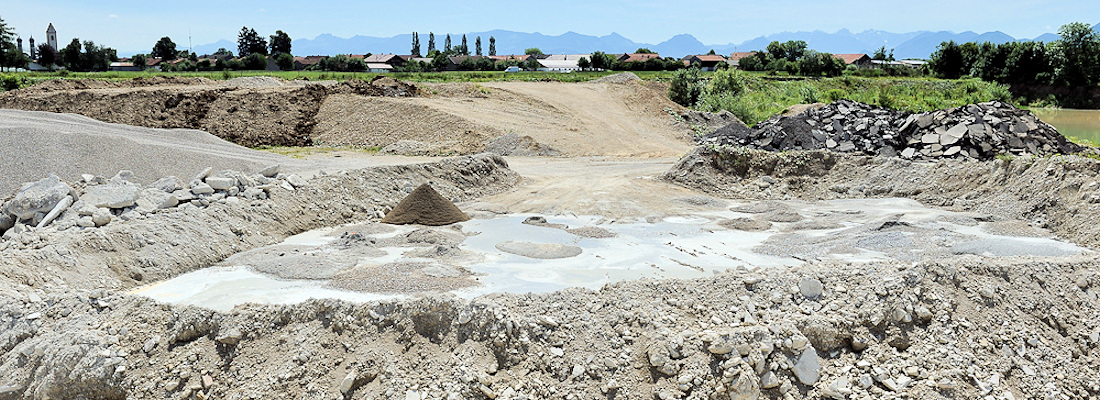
1032,108,1100,145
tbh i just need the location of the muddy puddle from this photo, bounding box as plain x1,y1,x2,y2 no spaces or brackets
131,198,1091,311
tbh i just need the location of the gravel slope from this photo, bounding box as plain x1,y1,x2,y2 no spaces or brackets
0,109,292,197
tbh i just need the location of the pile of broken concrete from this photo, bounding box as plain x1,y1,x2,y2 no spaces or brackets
0,165,302,244
699,100,1081,160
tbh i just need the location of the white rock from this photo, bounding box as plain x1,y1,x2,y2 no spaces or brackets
339,372,357,394
82,183,140,209
858,374,873,389
205,177,236,191
760,371,780,389
260,165,280,178
36,195,73,228
799,278,823,299
793,348,821,385
9,174,74,220
91,209,112,227
286,174,307,188
191,183,214,195
151,176,181,192
549,347,564,357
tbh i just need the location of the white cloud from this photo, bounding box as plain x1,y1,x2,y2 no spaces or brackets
109,14,118,18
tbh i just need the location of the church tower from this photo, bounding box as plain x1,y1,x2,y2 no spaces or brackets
17,37,23,55
46,24,57,52
28,37,36,59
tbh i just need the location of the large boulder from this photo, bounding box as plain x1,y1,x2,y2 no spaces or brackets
8,174,74,220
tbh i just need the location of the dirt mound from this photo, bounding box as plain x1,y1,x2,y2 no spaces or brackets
484,133,561,156
312,94,495,153
700,100,1081,159
381,183,471,226
19,77,216,92
593,72,641,84
665,145,1100,248
0,77,424,148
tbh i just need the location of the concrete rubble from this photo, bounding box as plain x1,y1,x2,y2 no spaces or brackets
0,165,307,246
700,100,1081,159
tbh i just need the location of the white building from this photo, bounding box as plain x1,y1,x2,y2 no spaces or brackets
537,54,591,72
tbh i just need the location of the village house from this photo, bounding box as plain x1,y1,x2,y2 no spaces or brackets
834,54,873,68
488,54,534,63
727,52,760,68
681,54,728,71
293,56,325,70
617,53,661,63
363,54,408,72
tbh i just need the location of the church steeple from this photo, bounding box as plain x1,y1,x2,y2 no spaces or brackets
46,23,57,53
29,37,36,60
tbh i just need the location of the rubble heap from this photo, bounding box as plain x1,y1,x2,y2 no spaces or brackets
699,100,1081,159
0,165,300,244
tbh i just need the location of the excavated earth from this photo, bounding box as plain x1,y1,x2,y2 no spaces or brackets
1,77,1099,400
0,75,705,157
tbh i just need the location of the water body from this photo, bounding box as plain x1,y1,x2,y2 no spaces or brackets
1032,108,1100,145
131,198,1091,311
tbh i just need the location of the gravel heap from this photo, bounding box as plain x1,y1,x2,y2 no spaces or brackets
699,100,1081,160
0,164,300,249
380,183,471,226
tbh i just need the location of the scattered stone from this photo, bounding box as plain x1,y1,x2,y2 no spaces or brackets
205,177,236,191
82,183,140,209
9,174,74,220
793,348,821,385
36,195,73,228
259,165,280,178
700,100,1080,160
799,278,823,299
191,183,214,195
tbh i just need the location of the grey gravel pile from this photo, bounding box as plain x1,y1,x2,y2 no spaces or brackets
0,164,303,245
699,100,1081,159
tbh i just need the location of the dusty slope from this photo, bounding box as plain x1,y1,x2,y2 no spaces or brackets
0,109,292,196
420,81,693,157
1,77,696,157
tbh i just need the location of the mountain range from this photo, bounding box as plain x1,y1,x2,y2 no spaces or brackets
186,23,1099,60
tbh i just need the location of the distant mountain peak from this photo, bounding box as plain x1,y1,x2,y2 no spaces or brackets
178,27,1073,62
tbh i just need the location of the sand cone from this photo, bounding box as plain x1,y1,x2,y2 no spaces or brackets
380,183,470,226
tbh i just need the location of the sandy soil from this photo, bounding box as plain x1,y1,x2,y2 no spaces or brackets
1,77,1099,400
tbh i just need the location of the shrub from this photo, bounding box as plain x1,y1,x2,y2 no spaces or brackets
668,68,702,107
1,74,21,91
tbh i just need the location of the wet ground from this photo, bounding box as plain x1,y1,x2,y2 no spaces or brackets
130,197,1091,311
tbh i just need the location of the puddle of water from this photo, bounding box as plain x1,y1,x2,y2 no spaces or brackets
129,266,398,312
131,197,1092,311
1032,108,1100,145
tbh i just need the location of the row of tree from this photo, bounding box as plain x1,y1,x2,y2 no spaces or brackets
411,32,496,58
928,22,1100,87
736,40,847,77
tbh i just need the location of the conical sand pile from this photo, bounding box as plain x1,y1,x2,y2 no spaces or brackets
380,183,470,226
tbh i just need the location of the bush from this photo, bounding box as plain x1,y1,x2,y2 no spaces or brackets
668,68,702,107
1,74,21,91
707,68,749,97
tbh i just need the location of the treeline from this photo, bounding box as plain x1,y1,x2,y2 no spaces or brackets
928,22,1100,107
131,27,294,72
736,41,848,77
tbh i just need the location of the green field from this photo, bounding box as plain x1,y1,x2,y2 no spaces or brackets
0,69,680,86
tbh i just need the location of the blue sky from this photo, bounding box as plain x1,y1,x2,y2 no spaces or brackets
2,0,1096,54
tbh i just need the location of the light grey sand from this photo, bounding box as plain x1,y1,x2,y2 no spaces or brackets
0,109,293,196
495,241,583,259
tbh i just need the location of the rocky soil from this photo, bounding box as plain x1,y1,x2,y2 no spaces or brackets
701,100,1080,159
0,77,419,147
665,146,1100,248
